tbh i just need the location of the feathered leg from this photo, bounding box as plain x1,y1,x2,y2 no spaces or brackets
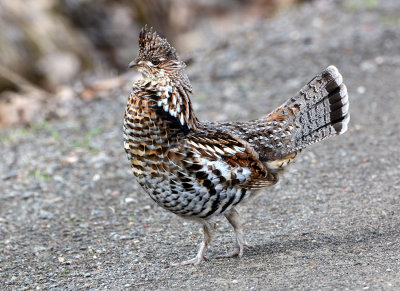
172,221,216,266
217,207,253,259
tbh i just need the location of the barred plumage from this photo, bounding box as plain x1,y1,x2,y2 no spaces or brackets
123,27,350,265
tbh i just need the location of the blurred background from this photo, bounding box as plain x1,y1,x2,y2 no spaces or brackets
0,0,310,128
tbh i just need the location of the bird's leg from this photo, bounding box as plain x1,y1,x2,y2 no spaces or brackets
172,221,216,266
217,207,253,259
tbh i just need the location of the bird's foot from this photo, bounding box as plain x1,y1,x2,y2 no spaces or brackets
171,255,208,266
216,241,253,259
171,223,215,266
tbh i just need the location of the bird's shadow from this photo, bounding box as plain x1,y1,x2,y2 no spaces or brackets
242,227,393,259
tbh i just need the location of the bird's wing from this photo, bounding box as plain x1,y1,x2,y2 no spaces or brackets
167,130,279,191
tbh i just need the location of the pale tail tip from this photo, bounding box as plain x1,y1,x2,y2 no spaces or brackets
333,113,350,135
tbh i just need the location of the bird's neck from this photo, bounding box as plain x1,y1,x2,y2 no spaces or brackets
137,72,199,132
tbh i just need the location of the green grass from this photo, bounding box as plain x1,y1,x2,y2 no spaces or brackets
34,168,50,180
1,120,103,152
83,127,103,148
71,126,103,151
343,0,378,11
380,15,400,25
0,120,62,144
58,269,67,277
28,168,50,180
0,125,35,143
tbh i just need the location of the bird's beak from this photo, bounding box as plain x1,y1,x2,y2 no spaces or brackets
128,60,139,68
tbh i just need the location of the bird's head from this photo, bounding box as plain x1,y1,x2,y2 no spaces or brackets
129,26,185,83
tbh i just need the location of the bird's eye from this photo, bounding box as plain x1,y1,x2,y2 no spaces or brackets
151,58,161,65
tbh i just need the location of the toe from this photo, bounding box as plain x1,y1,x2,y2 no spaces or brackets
243,242,254,249
217,242,253,259
171,255,206,266
216,247,240,259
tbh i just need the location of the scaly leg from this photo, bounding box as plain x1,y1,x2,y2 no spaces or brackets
172,221,216,266
217,207,253,259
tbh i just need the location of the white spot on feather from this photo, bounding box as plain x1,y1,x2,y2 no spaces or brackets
163,103,169,112
169,109,177,117
206,160,232,181
205,144,215,153
214,146,224,155
215,184,223,191
236,167,251,182
179,113,185,125
198,144,207,150
223,147,236,155
234,146,245,152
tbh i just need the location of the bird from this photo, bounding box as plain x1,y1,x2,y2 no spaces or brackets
123,26,349,265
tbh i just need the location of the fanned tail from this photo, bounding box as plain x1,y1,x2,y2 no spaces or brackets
267,65,350,155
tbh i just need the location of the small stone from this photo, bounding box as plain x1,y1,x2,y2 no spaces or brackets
356,236,365,242
374,56,384,65
63,155,79,164
120,235,133,240
40,213,49,219
33,245,46,253
357,86,366,94
8,276,18,284
125,197,136,204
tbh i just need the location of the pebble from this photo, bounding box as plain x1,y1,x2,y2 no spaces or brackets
119,235,133,240
357,86,366,94
125,197,137,204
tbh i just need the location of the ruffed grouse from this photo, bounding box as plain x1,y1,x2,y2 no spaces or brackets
123,27,350,265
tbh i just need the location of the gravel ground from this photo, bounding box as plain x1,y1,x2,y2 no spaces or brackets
1,1,400,290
